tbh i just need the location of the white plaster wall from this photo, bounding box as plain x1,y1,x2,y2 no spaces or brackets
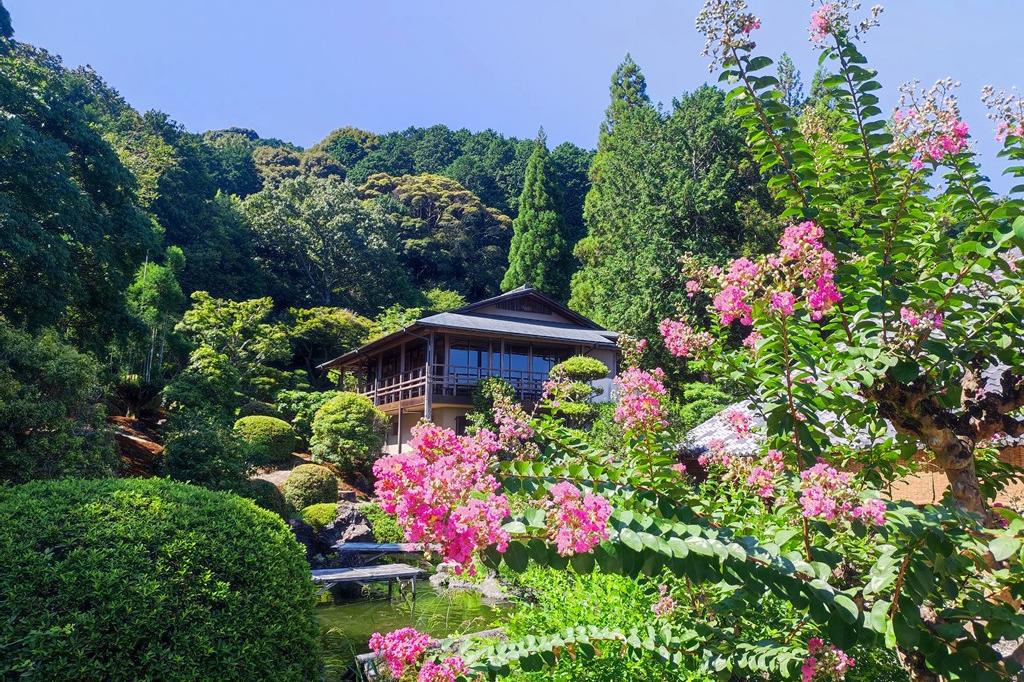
587,347,619,404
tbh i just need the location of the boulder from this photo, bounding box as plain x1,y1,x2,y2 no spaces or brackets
317,502,375,551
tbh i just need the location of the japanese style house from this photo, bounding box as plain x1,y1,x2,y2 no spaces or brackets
318,285,619,454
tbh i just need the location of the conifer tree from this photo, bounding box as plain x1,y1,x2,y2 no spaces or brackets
501,130,573,300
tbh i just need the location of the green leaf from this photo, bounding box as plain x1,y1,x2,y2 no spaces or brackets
989,536,1021,561
504,541,528,572
619,527,644,553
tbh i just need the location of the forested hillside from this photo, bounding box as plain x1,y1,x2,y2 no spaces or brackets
0,1,774,485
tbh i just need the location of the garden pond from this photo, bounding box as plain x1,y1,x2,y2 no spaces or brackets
317,581,508,679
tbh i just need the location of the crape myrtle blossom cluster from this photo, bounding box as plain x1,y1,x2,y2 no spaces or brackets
801,638,856,682
368,628,435,679
651,584,676,618
369,627,474,682
658,318,713,359
891,79,970,169
982,85,1024,142
807,1,883,43
545,481,613,556
373,424,510,574
418,657,470,682
613,367,669,432
663,220,841,356
699,446,786,500
799,461,887,526
491,392,540,460
694,0,761,70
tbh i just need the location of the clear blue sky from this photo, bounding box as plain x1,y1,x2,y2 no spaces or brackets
7,1,1021,185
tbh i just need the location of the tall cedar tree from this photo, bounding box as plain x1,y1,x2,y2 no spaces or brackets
501,131,573,300
570,56,775,356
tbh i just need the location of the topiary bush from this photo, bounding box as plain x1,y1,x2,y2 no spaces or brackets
0,478,319,681
550,355,609,383
298,502,338,531
309,392,386,472
233,415,297,464
276,389,340,443
233,478,287,517
283,463,338,511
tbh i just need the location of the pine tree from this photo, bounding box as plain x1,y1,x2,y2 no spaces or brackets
501,130,573,300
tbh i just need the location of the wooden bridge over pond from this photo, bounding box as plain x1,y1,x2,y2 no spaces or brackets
311,562,427,597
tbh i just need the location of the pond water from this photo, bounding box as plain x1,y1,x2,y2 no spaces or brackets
317,582,507,680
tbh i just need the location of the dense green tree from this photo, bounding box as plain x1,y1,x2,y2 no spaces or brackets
775,52,806,112
252,145,302,187
0,44,157,346
0,0,11,40
549,141,594,246
287,306,371,386
243,175,414,312
360,173,512,299
202,128,263,197
413,124,463,173
570,57,774,353
369,287,467,338
502,131,573,299
347,134,416,184
125,246,187,383
311,125,378,168
172,292,291,407
0,320,118,482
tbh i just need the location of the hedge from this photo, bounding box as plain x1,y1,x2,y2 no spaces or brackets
233,415,297,464
0,478,320,681
283,463,338,511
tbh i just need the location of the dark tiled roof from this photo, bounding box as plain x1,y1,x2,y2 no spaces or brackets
417,311,618,346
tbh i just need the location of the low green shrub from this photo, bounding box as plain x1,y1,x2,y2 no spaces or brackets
283,463,338,511
299,502,338,531
357,501,404,543
233,415,296,464
234,478,287,517
162,410,254,488
309,392,386,472
0,478,319,681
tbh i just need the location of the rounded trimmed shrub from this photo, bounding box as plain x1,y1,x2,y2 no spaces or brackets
233,415,297,464
0,478,319,681
298,502,338,531
309,392,386,472
235,478,287,517
550,355,609,382
283,463,338,511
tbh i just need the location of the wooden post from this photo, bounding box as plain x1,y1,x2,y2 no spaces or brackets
397,407,403,453
424,332,434,422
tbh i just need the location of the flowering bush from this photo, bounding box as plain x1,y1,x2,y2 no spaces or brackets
366,3,1024,680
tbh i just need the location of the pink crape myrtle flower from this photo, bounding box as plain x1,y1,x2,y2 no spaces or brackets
802,638,855,681
369,627,434,679
685,279,702,298
799,460,886,526
723,408,752,439
809,3,838,42
373,424,510,573
613,367,669,432
702,448,785,500
713,285,754,326
770,291,797,316
418,656,469,682
545,481,612,556
651,584,676,617
660,318,714,359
